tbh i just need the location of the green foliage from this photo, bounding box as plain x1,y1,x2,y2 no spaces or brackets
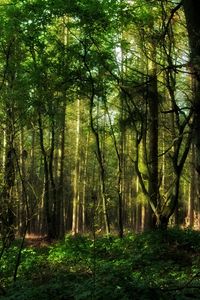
1,229,200,299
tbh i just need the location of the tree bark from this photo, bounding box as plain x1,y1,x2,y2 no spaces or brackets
183,0,200,173
72,99,81,235
147,72,159,228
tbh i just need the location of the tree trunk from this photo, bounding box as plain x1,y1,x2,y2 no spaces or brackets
72,99,81,235
1,114,16,245
38,114,52,239
48,118,57,238
146,62,159,229
188,143,195,227
82,130,90,233
183,0,200,174
89,99,110,235
57,99,66,238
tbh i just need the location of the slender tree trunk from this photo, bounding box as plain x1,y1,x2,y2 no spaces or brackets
57,99,66,237
29,128,39,234
118,103,125,238
89,99,110,234
72,99,80,235
82,130,90,233
147,50,159,226
189,143,195,227
38,114,52,239
19,129,27,235
105,101,123,237
49,118,57,238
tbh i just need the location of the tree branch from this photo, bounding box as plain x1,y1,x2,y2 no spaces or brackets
163,1,183,38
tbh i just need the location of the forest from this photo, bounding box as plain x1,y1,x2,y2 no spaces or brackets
1,0,200,299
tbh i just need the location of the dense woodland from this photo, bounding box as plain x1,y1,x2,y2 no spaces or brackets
1,0,200,299
0,0,198,240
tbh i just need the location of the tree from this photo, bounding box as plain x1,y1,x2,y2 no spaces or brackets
183,0,200,173
0,0,198,238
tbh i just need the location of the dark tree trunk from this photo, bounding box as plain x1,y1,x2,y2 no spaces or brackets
183,0,200,173
38,114,53,239
147,72,159,229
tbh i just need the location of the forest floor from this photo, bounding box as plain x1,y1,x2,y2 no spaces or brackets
1,228,200,299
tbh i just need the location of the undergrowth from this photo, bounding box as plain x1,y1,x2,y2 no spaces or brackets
1,228,200,299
